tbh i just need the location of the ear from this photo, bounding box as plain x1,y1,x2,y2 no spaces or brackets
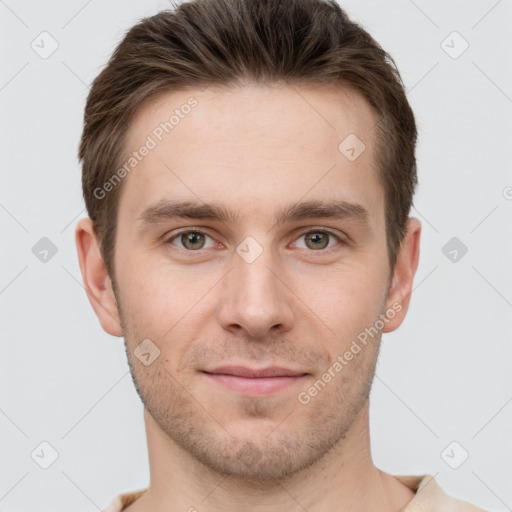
75,218,123,337
383,217,421,333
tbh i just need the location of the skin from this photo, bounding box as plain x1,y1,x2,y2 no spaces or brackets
76,83,421,511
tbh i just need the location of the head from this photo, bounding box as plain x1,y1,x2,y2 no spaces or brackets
76,0,421,481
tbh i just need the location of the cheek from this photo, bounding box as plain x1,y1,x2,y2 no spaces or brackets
114,265,172,342
115,261,216,356
294,262,386,334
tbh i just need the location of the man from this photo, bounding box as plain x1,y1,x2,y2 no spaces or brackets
75,0,489,510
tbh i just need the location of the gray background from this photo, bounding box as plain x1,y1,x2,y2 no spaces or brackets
1,0,511,510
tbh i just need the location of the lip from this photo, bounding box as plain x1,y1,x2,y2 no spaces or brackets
202,366,308,396
205,366,306,378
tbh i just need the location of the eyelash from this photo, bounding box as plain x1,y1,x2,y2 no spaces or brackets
165,228,345,253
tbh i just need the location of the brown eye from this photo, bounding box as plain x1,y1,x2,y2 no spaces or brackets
294,230,341,251
304,232,329,250
169,231,215,251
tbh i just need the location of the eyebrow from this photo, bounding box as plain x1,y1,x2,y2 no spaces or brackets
136,198,370,228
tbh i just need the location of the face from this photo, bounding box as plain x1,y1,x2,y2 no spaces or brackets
100,84,408,480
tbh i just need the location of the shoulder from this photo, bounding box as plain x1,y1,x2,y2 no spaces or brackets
393,474,491,511
102,488,148,512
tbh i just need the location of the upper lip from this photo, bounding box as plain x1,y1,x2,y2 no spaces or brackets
203,366,307,378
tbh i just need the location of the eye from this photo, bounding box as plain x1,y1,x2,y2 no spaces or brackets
293,229,342,251
166,228,344,253
168,230,216,251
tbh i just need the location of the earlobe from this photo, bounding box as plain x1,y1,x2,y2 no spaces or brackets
383,217,421,333
75,218,123,337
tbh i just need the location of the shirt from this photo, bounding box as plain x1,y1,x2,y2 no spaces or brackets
102,474,490,511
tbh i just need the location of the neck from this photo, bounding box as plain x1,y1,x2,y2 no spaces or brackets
126,404,415,512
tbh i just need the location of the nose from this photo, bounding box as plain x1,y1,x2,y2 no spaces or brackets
216,245,295,339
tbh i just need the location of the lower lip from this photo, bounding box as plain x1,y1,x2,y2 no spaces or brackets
203,373,307,395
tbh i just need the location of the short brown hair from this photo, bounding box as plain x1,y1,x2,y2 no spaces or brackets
79,0,417,278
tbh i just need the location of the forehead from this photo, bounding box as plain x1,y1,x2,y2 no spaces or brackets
119,83,382,222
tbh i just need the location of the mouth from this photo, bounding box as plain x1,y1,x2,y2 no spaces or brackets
201,366,308,396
